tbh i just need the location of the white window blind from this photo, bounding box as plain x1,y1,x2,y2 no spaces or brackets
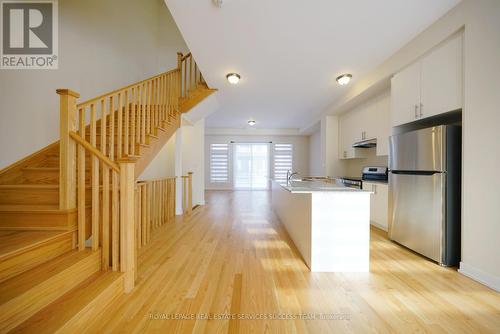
273,143,293,185
210,143,229,183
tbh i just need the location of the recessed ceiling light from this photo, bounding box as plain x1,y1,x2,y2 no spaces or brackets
247,120,256,126
226,73,241,85
336,73,352,86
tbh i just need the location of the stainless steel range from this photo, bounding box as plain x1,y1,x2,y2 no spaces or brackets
338,176,363,189
336,167,388,189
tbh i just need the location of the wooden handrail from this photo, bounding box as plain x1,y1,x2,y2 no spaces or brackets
77,68,179,108
69,132,120,172
180,52,192,62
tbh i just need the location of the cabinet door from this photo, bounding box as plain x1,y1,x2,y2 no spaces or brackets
360,100,376,140
391,61,421,127
339,111,358,159
421,34,463,119
363,182,375,223
364,182,389,231
374,183,389,231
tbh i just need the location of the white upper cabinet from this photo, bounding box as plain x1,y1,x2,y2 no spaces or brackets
391,61,421,126
421,34,463,119
391,33,463,127
339,108,367,159
339,90,391,159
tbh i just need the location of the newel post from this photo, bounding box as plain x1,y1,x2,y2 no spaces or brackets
57,89,80,210
118,159,136,293
187,172,193,215
177,52,183,71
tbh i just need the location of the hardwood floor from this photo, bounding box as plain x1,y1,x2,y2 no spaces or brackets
86,190,500,333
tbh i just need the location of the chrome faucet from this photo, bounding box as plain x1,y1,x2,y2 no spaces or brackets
287,170,299,185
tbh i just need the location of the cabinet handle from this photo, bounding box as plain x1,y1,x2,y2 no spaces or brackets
420,103,423,117
414,104,418,119
343,151,347,158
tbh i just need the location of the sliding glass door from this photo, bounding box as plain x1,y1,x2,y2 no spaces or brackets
233,143,270,190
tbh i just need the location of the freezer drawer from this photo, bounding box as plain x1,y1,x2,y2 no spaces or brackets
388,172,444,262
389,126,445,172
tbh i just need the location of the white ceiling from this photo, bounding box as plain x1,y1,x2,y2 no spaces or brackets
165,0,460,129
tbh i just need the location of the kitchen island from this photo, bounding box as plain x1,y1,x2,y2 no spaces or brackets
271,180,371,272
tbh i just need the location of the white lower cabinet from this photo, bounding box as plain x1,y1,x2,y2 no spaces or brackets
362,181,388,231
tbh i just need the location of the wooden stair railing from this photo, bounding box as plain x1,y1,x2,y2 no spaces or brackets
56,52,208,294
135,177,176,247
57,69,182,293
181,172,193,215
178,52,206,99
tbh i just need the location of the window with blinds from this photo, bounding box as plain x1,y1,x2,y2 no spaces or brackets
273,143,293,185
209,143,229,183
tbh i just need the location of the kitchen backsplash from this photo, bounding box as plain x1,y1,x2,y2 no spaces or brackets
342,148,388,177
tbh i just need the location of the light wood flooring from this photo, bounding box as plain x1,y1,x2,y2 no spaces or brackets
84,190,500,333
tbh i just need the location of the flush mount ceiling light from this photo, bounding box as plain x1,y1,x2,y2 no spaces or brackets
247,120,256,126
226,73,241,85
336,73,352,86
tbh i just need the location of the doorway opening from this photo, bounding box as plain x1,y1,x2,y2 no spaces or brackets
233,143,270,190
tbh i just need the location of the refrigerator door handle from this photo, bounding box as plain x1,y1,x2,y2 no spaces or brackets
391,170,442,176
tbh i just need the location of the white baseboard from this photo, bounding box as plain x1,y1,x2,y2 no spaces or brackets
459,262,500,292
370,221,388,232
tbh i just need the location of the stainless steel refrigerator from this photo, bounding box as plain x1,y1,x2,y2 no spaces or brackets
388,125,461,266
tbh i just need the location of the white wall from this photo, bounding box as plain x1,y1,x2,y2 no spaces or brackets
182,118,205,206
205,134,309,190
308,130,322,176
343,150,388,177
458,0,500,291
0,0,188,169
321,116,345,177
138,134,176,180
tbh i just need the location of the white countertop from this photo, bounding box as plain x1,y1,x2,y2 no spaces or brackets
277,180,372,194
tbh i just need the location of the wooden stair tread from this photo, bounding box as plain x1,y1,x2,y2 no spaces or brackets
0,249,101,333
0,231,69,260
0,184,59,189
0,250,97,304
12,271,123,334
0,204,60,212
22,167,59,171
21,167,89,171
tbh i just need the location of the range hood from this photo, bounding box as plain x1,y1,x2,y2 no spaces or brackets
352,138,377,148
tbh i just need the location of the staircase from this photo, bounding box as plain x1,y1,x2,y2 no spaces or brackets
0,52,215,333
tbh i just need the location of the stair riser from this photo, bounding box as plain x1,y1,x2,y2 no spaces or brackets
0,232,73,284
0,207,91,231
0,250,101,333
0,188,91,206
20,170,90,185
56,275,123,333
0,188,59,206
